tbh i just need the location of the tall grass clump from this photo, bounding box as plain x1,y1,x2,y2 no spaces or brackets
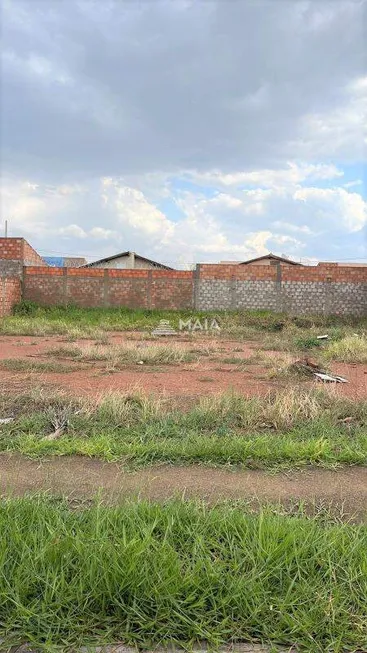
48,343,194,365
323,334,367,363
0,497,366,651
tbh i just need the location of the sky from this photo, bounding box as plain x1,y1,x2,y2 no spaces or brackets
0,0,366,267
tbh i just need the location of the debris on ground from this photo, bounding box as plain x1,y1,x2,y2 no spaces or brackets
289,357,324,377
0,417,14,424
151,319,177,336
314,372,348,384
289,357,348,383
317,334,329,340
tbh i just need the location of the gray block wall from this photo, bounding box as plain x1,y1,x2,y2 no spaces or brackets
196,279,366,315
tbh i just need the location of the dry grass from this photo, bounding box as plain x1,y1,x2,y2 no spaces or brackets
1,385,366,469
0,359,83,374
323,334,367,363
193,386,344,430
48,343,195,366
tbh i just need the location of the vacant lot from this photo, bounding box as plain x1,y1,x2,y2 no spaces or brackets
0,305,366,651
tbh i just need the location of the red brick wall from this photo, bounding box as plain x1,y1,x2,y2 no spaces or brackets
198,264,278,280
23,267,194,309
0,237,45,268
22,240,45,266
0,238,23,261
198,263,367,284
0,277,21,316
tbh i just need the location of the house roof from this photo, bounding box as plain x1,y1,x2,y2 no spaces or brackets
82,251,173,270
239,253,302,266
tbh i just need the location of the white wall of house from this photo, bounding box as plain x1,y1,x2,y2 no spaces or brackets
90,253,164,269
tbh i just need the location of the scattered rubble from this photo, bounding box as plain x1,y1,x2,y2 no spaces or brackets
0,417,14,424
290,357,348,383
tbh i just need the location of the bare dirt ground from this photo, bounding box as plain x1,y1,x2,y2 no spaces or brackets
1,454,366,522
0,333,366,399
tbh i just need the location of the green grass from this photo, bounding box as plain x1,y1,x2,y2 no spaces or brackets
1,388,366,469
0,496,366,651
323,335,367,363
1,303,366,339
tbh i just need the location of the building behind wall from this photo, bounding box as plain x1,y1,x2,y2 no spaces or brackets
83,251,172,270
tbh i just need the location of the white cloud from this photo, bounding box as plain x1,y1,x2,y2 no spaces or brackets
273,221,314,235
89,227,116,240
297,75,367,160
104,184,175,243
1,163,365,266
59,224,87,238
293,187,367,232
189,162,343,189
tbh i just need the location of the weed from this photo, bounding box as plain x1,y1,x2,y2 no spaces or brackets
295,335,323,350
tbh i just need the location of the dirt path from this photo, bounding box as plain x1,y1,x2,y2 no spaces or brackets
1,454,367,522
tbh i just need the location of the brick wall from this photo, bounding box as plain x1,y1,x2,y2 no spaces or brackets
0,277,21,316
23,268,194,310
0,238,45,315
0,238,45,268
22,240,45,266
22,263,366,315
1,237,366,316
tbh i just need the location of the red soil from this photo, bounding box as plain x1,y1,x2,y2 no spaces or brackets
0,333,366,400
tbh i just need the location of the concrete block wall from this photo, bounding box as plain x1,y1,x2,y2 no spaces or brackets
195,263,367,315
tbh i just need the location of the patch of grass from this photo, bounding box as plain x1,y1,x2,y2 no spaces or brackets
48,343,195,366
221,356,247,364
0,496,366,651
0,359,83,373
0,388,366,469
323,335,367,363
0,317,105,339
295,335,323,350
4,304,367,338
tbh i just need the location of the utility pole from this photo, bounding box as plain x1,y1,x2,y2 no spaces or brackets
4,220,8,237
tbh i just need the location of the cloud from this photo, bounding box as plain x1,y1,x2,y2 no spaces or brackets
1,0,366,181
293,187,367,232
0,0,365,264
189,163,344,189
59,224,87,239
